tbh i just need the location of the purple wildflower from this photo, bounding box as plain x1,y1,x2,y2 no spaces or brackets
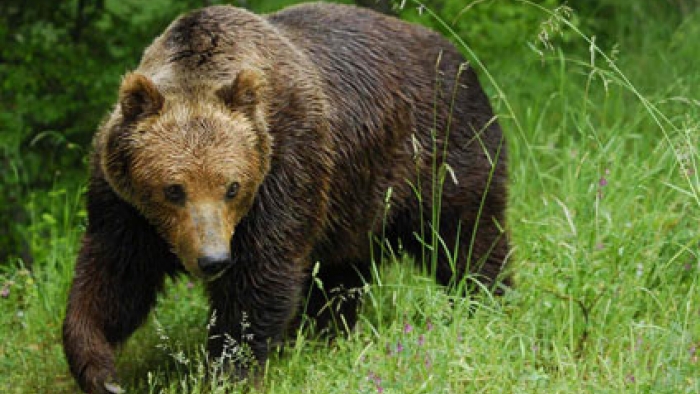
426,320,434,331
0,285,9,298
599,177,608,187
396,341,404,353
368,371,383,392
418,334,425,346
403,323,413,333
367,371,380,384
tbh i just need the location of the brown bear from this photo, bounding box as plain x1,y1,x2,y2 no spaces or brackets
62,3,510,393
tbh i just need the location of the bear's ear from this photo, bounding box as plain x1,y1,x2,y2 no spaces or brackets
216,69,266,110
118,73,164,122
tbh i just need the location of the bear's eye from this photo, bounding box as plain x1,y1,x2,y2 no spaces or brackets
225,182,240,200
164,184,186,204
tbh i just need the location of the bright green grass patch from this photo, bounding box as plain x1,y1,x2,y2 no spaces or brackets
2,2,700,393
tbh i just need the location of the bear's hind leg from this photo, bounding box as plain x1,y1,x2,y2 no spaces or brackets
402,210,510,294
433,212,510,294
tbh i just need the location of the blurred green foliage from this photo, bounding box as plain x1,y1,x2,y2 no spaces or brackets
400,0,700,67
0,0,219,264
0,0,697,265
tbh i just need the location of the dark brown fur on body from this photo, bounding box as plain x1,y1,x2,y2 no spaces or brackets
63,3,509,393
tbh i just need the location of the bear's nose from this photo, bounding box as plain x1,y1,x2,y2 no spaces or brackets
197,254,231,277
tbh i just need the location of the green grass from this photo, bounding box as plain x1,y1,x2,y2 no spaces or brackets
2,1,700,393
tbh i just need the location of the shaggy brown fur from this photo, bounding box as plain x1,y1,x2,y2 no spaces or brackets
63,3,510,393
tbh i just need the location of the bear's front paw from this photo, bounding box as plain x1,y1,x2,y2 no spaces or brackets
102,380,125,394
80,365,124,394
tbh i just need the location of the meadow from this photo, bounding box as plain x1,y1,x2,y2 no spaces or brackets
1,1,699,392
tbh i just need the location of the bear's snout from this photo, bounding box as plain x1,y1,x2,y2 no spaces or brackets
182,202,237,278
197,253,231,277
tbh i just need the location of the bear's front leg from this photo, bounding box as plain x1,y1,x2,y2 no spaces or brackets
63,231,176,394
205,260,304,383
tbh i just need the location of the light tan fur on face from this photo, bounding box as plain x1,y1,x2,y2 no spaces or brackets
134,104,267,276
101,72,271,277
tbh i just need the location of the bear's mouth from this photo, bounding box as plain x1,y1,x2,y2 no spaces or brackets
201,262,232,282
180,258,231,282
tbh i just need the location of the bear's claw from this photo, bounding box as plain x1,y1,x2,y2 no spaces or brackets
104,381,125,394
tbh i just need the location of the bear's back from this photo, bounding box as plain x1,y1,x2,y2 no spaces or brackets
267,2,451,54
266,3,458,92
265,3,470,147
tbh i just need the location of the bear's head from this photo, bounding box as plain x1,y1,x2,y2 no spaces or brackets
100,69,271,279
